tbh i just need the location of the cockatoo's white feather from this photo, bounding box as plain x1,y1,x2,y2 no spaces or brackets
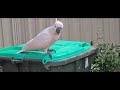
17,18,63,54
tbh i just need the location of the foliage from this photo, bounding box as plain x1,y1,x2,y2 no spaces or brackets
91,43,120,72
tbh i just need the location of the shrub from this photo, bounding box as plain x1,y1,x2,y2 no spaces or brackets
91,43,120,72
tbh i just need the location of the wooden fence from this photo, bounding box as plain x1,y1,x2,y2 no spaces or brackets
0,18,119,48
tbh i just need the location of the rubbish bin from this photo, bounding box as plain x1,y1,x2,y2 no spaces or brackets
0,40,97,72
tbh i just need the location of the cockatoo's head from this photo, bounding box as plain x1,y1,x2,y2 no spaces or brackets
54,20,63,34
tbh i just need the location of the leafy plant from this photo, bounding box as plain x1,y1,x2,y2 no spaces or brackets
91,43,120,72
91,26,120,72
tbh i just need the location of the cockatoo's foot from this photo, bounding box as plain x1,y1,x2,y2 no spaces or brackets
47,52,52,59
48,48,56,53
46,48,56,59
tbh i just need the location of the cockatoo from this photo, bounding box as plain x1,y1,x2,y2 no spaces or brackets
17,18,63,59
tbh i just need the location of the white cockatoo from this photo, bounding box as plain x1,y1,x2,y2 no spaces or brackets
17,18,63,59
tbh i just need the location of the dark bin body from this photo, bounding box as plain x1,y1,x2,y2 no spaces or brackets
0,47,96,72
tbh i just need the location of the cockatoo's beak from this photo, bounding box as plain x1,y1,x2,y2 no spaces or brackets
56,27,62,34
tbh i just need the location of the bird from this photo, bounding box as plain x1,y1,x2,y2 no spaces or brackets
17,18,63,59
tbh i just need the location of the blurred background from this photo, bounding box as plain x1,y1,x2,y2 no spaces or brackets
0,18,119,48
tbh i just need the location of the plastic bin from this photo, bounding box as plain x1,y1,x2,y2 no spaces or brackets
0,40,96,72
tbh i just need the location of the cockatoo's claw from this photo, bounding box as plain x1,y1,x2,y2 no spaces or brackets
48,49,56,53
47,52,52,60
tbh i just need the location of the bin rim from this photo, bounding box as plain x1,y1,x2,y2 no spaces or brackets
44,47,97,68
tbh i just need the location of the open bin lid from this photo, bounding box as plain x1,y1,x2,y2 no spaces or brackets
0,40,93,65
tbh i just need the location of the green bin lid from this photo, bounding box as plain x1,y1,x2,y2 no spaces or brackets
0,40,91,64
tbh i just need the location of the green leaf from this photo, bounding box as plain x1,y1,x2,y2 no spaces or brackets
91,43,120,72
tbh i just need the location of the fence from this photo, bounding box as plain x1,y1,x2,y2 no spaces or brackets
0,18,120,48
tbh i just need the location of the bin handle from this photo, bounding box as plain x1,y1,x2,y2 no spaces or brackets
10,57,29,72
42,54,52,64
